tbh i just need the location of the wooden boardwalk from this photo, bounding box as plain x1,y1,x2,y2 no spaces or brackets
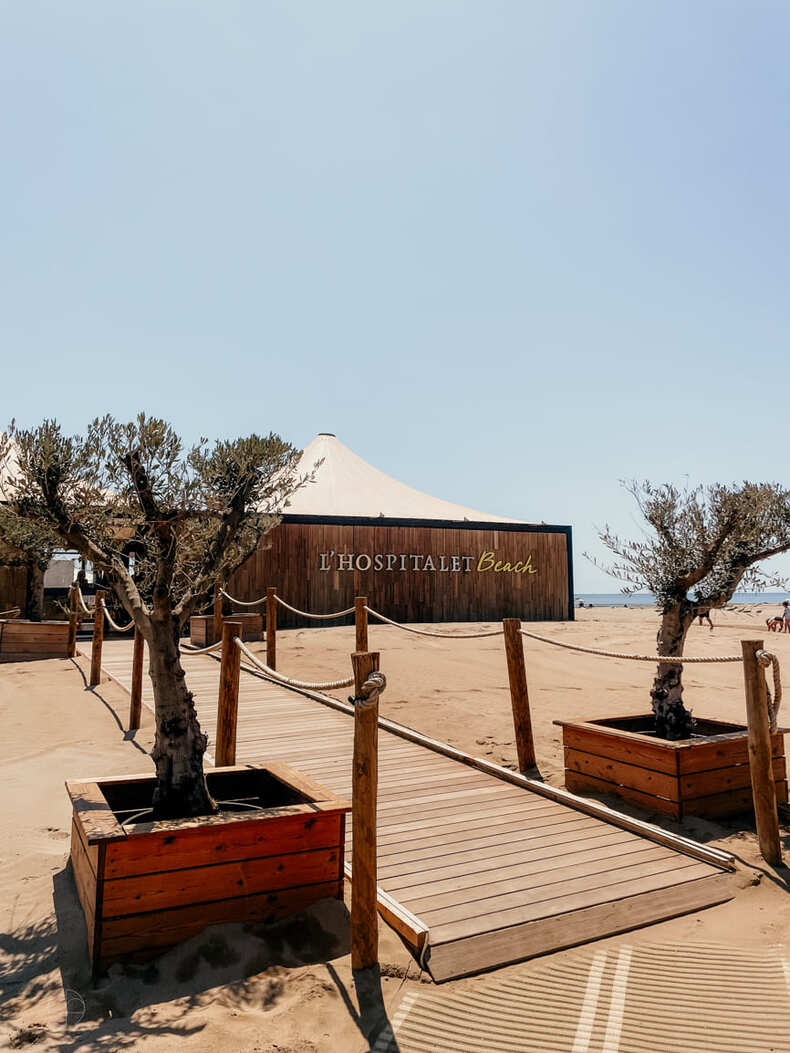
84,638,736,981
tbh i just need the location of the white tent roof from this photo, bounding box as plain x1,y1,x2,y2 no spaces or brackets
285,434,518,523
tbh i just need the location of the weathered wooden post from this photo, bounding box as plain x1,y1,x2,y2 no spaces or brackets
503,618,537,772
213,582,223,645
350,650,382,971
741,640,782,866
89,590,105,687
216,621,242,766
67,583,79,659
355,596,368,653
129,627,144,731
266,586,277,670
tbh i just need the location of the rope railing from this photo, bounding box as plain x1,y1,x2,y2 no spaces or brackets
515,626,782,730
103,607,135,632
76,587,92,615
518,627,744,663
179,639,224,656
364,606,504,639
219,588,265,607
235,638,354,691
758,649,783,731
275,595,355,620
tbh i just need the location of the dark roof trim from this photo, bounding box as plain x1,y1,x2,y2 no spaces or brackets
280,513,571,534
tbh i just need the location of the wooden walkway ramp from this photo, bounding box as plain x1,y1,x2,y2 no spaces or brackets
84,639,736,981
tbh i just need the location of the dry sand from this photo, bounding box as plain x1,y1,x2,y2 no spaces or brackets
1,605,789,1050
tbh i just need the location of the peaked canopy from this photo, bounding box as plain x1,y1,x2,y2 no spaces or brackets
285,434,518,523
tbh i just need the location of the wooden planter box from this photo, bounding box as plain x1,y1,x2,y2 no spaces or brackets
67,763,350,975
555,715,788,820
190,613,263,647
0,618,70,662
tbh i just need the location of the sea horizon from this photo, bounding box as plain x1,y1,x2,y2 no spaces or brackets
575,591,790,608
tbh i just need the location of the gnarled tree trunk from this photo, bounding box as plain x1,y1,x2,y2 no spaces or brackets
25,562,45,621
650,604,696,740
147,617,217,819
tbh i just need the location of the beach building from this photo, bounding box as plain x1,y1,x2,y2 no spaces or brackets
227,433,574,624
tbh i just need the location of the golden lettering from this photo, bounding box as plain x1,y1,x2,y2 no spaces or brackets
477,551,496,572
476,551,538,574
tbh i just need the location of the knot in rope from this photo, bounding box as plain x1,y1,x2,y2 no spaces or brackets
756,650,782,732
349,671,386,710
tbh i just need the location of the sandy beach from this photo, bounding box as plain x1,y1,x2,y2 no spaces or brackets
2,605,789,1050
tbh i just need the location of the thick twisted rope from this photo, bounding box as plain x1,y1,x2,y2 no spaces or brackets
275,596,355,620
219,588,265,607
0,607,20,618
757,650,783,732
179,639,224,656
518,627,743,663
235,638,354,690
75,587,92,615
364,606,504,639
103,607,135,632
348,670,386,710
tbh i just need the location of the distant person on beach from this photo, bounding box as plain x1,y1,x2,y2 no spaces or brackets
769,601,790,633
697,608,713,631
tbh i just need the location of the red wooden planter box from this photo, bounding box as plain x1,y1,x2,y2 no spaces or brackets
190,613,263,646
0,618,70,662
67,763,350,975
555,715,788,821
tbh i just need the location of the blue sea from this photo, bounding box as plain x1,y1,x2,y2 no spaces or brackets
575,592,790,608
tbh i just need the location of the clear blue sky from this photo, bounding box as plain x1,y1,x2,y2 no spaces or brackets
2,2,788,591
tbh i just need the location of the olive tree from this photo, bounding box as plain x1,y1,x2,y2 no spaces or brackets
1,416,312,818
594,481,790,740
0,506,58,620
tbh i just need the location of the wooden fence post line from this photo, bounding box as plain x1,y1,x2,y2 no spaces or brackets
741,639,782,866
503,618,537,772
266,587,277,670
129,627,144,731
355,596,368,653
216,621,242,767
213,583,223,645
350,650,380,971
67,584,79,659
89,590,105,687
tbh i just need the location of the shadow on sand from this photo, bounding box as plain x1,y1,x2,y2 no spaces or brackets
2,862,400,1051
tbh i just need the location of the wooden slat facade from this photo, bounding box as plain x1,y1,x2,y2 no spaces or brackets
226,516,574,625
86,639,734,981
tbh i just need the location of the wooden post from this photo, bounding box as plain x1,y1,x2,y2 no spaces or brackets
216,621,242,766
129,627,144,731
741,640,782,866
503,618,537,772
213,583,223,645
266,586,277,670
350,650,380,971
89,590,105,687
355,596,368,653
67,583,79,659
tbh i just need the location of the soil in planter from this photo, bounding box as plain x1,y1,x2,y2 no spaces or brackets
592,714,748,742
100,768,309,826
